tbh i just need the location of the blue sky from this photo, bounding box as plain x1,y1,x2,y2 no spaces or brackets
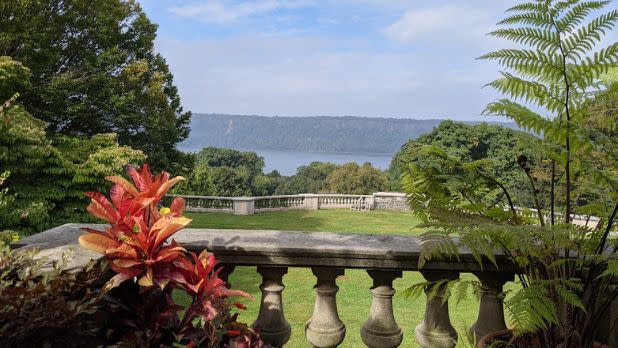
139,0,618,120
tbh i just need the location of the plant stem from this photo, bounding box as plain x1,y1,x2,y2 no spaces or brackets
596,200,618,255
520,165,545,226
476,169,518,220
550,160,556,225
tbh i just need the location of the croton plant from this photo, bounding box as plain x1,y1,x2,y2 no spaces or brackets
79,164,262,347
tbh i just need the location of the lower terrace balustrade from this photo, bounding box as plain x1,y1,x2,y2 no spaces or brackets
12,223,618,347
165,194,602,228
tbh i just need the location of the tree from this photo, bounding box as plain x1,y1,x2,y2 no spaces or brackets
0,57,68,234
171,163,213,196
209,167,251,197
195,147,265,178
0,56,144,235
276,162,337,194
0,0,190,171
390,120,544,207
325,162,388,195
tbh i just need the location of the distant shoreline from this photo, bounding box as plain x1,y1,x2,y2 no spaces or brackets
182,114,519,156
179,145,394,157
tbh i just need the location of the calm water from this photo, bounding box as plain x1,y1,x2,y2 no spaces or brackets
250,149,393,175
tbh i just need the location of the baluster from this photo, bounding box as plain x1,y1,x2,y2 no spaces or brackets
469,272,513,342
415,270,459,348
218,264,236,289
252,266,292,347
361,270,403,348
306,267,346,348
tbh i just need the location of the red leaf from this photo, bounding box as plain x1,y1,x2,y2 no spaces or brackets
105,176,139,197
79,233,120,254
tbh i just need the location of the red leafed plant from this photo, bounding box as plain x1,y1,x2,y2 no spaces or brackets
79,164,263,348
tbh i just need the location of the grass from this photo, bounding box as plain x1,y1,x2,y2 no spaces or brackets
182,210,482,347
185,209,425,235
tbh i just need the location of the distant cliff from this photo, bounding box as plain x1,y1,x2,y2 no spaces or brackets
181,114,515,154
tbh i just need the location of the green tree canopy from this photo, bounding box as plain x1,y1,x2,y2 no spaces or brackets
0,0,190,171
391,120,544,206
195,147,265,178
325,162,388,195
275,161,338,194
0,56,144,235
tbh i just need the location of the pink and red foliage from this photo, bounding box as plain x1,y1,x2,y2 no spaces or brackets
79,164,261,347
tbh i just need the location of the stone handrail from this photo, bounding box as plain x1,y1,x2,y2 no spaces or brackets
12,223,526,348
254,195,306,212
166,194,234,213
167,192,410,215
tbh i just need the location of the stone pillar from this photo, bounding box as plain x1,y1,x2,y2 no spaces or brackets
469,272,513,343
218,264,236,289
415,270,459,348
361,270,403,348
233,197,255,215
302,194,320,210
306,267,346,347
252,266,291,347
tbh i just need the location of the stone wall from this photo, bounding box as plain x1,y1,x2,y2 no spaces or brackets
372,192,410,211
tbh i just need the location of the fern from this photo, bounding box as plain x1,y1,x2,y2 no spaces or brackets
480,0,618,223
401,2,618,346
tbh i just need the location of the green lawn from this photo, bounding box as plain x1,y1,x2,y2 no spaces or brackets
186,209,425,235
183,210,481,347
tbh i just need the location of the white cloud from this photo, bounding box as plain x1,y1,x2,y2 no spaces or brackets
169,0,311,23
385,5,492,42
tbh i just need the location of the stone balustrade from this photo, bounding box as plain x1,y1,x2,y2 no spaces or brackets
168,192,407,215
168,194,605,230
11,223,530,348
13,224,618,347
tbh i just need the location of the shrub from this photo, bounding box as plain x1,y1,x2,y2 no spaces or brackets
0,247,109,346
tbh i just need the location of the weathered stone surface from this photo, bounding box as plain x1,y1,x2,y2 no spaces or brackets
469,272,513,343
361,270,403,348
301,194,320,210
305,267,346,348
415,270,459,348
253,266,291,346
372,192,410,212
13,223,516,273
233,197,255,215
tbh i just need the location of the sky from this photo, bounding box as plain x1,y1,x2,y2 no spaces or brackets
139,0,618,121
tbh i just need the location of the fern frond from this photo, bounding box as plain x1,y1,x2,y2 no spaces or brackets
479,49,564,79
498,11,554,29
483,99,555,135
556,1,611,32
487,72,564,111
597,259,618,279
552,0,581,14
564,10,618,59
569,42,618,89
427,279,449,302
506,284,560,335
418,232,460,268
401,281,431,299
507,2,547,14
554,280,585,311
489,28,560,52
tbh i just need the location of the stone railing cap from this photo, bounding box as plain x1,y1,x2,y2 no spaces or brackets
12,223,515,273
372,192,407,197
